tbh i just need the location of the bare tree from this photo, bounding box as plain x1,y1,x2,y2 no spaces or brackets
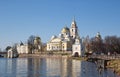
27,35,35,54
104,36,120,54
34,36,42,52
89,34,103,54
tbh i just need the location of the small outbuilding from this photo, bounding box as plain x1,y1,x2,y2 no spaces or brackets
7,48,18,58
72,37,82,57
7,48,14,58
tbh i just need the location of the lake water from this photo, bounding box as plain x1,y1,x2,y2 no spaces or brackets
0,58,119,77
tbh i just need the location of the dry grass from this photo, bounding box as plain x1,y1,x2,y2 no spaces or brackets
72,57,87,61
107,59,120,75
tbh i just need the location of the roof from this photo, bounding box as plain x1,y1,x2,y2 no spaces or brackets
61,27,70,33
50,38,62,43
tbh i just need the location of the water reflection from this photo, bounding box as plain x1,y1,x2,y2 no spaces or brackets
0,58,119,77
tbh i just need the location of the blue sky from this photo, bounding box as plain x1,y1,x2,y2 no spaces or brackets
0,0,120,50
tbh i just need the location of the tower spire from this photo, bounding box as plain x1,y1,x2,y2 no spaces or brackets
71,16,77,28
73,16,75,22
70,17,78,39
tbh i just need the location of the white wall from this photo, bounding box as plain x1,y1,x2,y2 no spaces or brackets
17,45,28,54
72,44,81,56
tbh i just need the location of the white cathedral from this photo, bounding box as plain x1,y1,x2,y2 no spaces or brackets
47,19,83,56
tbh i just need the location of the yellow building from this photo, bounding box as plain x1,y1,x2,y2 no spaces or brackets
47,36,62,51
47,19,79,51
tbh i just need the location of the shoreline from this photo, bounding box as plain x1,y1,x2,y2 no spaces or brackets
18,53,72,59
107,59,120,76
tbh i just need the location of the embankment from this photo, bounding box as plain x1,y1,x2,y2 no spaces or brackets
18,54,72,59
107,59,120,76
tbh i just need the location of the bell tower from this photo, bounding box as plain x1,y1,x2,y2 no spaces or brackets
70,18,78,39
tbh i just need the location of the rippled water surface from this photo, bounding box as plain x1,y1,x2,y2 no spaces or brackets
0,58,119,77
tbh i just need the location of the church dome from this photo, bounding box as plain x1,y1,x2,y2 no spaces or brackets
96,32,101,38
61,27,70,33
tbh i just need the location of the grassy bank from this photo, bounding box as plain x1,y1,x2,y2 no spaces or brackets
107,59,120,76
18,52,72,59
72,57,88,61
18,51,87,61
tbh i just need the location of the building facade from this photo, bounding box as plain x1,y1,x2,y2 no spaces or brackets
7,48,13,58
17,43,29,54
7,48,18,58
47,19,80,52
72,37,82,57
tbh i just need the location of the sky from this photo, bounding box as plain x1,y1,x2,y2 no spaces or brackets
0,0,120,50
